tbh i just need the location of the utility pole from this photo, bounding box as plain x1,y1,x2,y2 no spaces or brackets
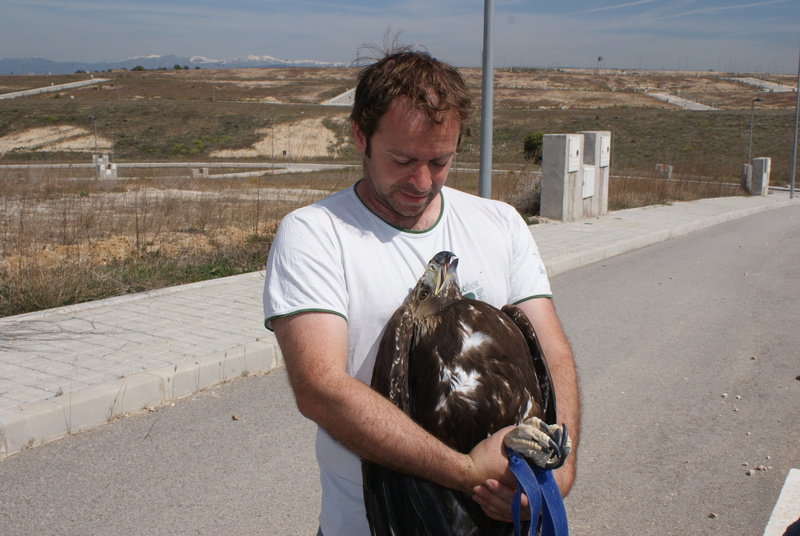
748,97,763,163
90,115,98,179
478,0,495,199
791,42,799,199
268,126,275,171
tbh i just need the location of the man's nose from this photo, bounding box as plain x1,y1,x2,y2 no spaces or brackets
408,162,434,191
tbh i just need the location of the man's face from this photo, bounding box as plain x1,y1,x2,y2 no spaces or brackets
353,98,461,231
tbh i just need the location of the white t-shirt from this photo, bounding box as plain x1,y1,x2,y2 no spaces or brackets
263,182,551,536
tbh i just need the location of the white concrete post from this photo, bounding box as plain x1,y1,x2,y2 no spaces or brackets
541,134,584,221
104,163,117,179
741,163,753,192
579,131,611,216
94,154,111,179
751,157,771,196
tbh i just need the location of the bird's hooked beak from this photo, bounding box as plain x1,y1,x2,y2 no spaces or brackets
430,251,459,296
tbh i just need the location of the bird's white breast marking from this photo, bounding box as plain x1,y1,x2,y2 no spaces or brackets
435,365,482,413
448,365,480,397
459,329,491,355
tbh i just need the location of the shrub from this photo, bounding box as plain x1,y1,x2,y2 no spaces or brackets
523,133,544,164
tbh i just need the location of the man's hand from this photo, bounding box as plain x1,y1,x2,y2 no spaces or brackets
465,425,516,485
465,425,529,522
471,458,575,522
472,479,529,523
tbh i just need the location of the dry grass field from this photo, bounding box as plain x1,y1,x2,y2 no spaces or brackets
0,66,797,316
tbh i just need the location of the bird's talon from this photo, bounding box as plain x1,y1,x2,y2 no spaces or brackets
504,417,571,470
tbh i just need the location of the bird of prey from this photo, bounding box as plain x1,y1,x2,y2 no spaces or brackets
363,251,570,536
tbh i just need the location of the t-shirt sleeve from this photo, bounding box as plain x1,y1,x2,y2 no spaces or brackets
262,209,348,330
507,209,552,303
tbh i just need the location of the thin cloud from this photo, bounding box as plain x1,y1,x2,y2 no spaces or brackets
567,0,658,16
656,0,792,20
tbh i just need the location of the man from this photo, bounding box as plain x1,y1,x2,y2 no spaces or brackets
263,49,580,536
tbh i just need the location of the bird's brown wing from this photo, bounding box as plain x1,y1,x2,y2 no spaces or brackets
366,306,467,535
370,305,414,413
501,304,558,424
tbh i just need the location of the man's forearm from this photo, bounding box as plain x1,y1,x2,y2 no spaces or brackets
273,312,486,494
300,370,482,493
547,341,580,495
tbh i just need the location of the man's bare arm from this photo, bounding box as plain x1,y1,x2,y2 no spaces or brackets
271,311,511,494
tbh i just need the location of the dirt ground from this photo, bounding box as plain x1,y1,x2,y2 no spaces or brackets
0,183,332,273
0,125,113,156
1,66,794,160
209,116,350,159
0,116,348,159
1,65,796,277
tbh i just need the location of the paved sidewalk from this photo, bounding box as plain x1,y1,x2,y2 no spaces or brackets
1,192,797,458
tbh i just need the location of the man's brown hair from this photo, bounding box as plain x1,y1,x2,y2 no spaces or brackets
350,49,472,156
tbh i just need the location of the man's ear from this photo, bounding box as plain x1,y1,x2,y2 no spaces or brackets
352,120,367,154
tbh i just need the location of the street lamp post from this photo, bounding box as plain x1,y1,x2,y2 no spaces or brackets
478,0,495,199
611,116,620,177
791,43,800,200
90,115,98,179
288,124,292,167
268,126,274,171
748,97,763,163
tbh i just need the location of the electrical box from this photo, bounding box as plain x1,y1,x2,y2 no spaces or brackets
582,167,595,199
567,135,581,172
599,134,610,168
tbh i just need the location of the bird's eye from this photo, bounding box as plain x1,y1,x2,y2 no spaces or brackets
418,289,430,301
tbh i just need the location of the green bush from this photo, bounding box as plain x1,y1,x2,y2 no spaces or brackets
523,133,544,164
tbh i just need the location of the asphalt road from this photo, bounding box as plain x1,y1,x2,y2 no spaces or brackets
1,204,798,535
559,203,800,535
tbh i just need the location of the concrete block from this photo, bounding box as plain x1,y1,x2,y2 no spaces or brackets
0,400,69,457
579,247,607,266
147,338,282,402
541,134,584,221
155,359,204,400
579,131,611,216
50,374,165,434
654,164,673,180
0,373,165,458
751,157,770,196
741,163,753,191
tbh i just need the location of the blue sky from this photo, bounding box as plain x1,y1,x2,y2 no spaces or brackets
1,0,798,73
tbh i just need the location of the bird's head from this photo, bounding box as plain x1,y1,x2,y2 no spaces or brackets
404,251,462,316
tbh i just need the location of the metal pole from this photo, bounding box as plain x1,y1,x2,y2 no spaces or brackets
478,0,494,199
90,115,98,179
791,43,800,199
270,127,275,171
748,97,762,163
611,116,620,177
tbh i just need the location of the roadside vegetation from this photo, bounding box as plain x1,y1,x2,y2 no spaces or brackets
1,67,796,316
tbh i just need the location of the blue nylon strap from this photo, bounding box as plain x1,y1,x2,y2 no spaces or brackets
505,447,569,536
506,449,541,536
534,466,569,536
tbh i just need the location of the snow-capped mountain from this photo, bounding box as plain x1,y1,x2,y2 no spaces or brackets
0,54,347,75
